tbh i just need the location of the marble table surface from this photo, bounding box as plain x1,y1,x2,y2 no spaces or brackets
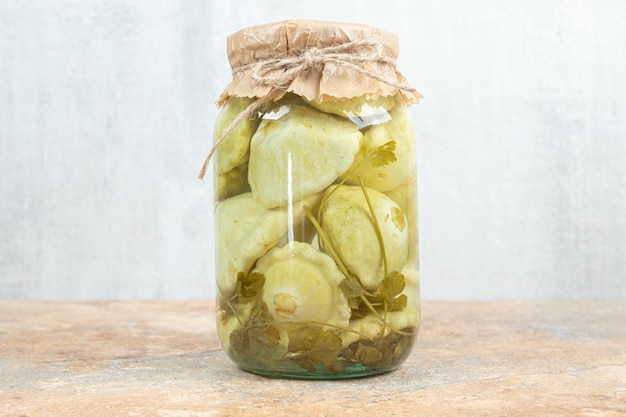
1,300,624,416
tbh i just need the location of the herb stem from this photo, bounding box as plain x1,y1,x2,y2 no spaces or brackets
358,295,414,337
304,205,351,279
357,176,388,277
219,286,244,326
293,320,373,341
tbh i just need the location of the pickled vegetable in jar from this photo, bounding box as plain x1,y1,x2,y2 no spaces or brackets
200,19,422,379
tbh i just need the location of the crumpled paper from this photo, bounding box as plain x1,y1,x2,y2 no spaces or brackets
217,19,422,106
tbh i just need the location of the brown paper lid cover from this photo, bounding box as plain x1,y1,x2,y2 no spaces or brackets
218,20,422,105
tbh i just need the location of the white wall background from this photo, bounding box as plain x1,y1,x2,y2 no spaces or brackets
1,0,625,301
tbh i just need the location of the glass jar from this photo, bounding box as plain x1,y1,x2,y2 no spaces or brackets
204,20,422,379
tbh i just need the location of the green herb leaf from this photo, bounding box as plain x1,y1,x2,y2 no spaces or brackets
369,140,397,168
290,356,316,372
391,206,406,232
286,324,318,352
379,271,405,301
235,271,265,302
344,327,416,368
230,302,281,355
287,326,343,371
256,325,281,348
387,294,408,312
350,298,372,319
354,343,383,366
229,327,247,351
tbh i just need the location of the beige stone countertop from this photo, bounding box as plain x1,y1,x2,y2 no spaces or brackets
1,300,624,417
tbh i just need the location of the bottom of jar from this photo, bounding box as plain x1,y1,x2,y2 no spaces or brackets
237,363,401,380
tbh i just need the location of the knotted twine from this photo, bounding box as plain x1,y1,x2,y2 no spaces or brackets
198,40,419,179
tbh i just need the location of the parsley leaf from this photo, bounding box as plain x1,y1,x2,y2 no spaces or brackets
378,271,407,312
344,327,417,369
378,271,405,301
235,271,265,302
387,294,408,312
369,140,397,168
354,343,383,366
287,326,343,372
229,301,283,369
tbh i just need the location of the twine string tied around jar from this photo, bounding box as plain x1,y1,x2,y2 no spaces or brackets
198,40,418,179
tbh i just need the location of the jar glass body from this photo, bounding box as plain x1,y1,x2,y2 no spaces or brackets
213,93,420,379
